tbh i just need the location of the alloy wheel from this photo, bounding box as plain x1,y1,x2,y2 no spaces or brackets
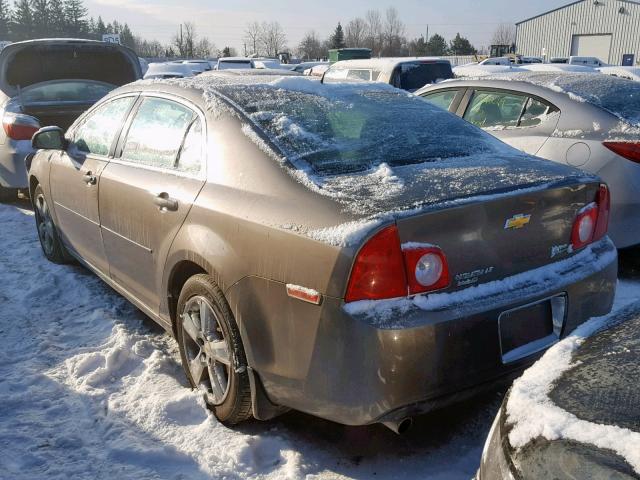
180,296,232,405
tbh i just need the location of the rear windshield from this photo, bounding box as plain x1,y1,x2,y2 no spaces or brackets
20,80,113,104
397,62,453,90
216,78,496,175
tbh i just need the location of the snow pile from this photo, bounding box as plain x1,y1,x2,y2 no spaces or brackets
344,238,616,328
1,202,504,480
506,283,640,475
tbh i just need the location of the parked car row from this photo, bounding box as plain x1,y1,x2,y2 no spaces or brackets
1,41,637,478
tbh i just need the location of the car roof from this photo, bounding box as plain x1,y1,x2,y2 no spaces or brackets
202,68,300,77
218,57,253,62
330,57,450,73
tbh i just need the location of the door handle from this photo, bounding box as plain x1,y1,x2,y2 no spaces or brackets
82,172,97,185
153,192,178,212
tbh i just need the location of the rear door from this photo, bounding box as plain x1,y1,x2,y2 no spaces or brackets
49,94,137,274
98,95,206,315
459,89,560,155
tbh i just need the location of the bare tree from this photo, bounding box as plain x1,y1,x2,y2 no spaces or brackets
194,37,214,58
297,30,324,60
491,23,516,46
383,7,405,56
345,17,367,47
364,9,383,56
260,21,287,57
243,21,262,56
173,22,196,58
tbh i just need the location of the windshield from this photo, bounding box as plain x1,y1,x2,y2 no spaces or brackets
216,78,496,175
20,80,114,104
398,62,453,90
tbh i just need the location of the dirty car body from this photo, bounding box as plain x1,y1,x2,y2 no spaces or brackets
0,39,141,195
28,74,617,427
417,73,640,248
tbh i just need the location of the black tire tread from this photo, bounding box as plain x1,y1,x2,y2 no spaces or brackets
33,184,70,264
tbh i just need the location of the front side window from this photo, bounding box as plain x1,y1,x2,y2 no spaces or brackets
121,97,195,169
73,96,135,155
422,90,459,111
464,91,528,129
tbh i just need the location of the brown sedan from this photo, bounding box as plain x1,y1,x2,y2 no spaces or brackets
27,74,617,432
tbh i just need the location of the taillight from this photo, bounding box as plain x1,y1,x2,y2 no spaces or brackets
345,226,407,302
402,245,450,295
603,141,640,163
570,183,610,250
3,112,40,140
345,225,450,302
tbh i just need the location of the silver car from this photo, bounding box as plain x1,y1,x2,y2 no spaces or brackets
0,39,141,201
417,73,640,249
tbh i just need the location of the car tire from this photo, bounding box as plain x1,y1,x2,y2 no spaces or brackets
32,184,70,264
176,274,253,425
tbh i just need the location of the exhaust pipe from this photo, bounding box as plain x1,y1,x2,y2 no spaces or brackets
382,417,413,434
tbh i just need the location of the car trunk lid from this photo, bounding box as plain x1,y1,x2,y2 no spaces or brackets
395,180,601,292
0,39,141,97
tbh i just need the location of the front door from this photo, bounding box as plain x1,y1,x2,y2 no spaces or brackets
98,96,206,314
49,95,137,273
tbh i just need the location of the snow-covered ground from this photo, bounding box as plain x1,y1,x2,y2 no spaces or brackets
1,200,638,480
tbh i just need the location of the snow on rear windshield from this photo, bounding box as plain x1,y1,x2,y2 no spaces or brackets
215,78,497,175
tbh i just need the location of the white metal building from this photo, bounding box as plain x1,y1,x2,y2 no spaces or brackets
516,0,640,65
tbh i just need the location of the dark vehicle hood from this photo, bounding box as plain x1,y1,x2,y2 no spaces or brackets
507,302,640,478
0,39,142,97
550,305,640,432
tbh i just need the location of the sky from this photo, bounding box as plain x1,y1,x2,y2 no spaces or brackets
84,0,568,53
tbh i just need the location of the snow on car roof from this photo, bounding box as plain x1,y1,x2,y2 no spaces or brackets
467,72,640,126
518,64,598,74
330,57,450,73
598,66,640,82
453,64,524,77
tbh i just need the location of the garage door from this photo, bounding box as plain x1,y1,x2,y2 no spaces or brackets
571,34,612,63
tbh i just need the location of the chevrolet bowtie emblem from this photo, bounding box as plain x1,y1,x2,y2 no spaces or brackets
504,214,531,230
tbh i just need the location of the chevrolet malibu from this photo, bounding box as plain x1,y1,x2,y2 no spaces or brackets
27,74,617,430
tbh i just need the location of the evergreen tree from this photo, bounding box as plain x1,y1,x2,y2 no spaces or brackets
120,23,134,48
0,0,12,39
426,34,448,56
64,0,87,36
12,0,33,40
87,16,95,38
48,0,66,37
95,15,105,38
31,0,50,37
448,33,476,55
330,22,345,49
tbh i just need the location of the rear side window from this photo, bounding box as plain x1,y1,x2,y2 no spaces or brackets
520,98,555,127
177,118,203,174
73,96,135,155
421,90,459,111
464,91,528,129
122,97,195,169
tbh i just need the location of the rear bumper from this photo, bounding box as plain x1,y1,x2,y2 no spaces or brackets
234,238,617,426
0,138,32,188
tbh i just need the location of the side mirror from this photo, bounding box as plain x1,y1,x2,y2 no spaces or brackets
32,126,67,150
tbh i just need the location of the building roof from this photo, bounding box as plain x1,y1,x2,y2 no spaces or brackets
516,0,640,25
